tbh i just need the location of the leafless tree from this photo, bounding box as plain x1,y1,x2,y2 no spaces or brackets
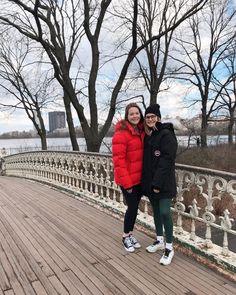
0,34,57,150
133,0,185,105
0,0,207,151
170,0,236,147
212,43,236,144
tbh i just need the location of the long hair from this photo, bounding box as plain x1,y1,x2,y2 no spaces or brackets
120,103,144,130
144,116,161,135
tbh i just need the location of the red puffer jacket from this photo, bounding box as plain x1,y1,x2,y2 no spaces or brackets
112,120,144,189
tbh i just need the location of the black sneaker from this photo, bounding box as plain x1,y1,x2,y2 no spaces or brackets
122,237,135,252
129,235,141,248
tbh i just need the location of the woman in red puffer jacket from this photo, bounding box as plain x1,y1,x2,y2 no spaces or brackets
112,102,144,253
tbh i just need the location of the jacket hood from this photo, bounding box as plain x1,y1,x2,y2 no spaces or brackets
155,122,175,132
115,120,143,134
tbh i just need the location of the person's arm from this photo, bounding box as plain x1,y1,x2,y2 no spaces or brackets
112,132,133,190
152,132,177,191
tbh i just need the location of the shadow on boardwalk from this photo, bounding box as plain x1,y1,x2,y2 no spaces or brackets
0,176,235,295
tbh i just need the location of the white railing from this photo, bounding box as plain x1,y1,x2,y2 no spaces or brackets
1,150,236,273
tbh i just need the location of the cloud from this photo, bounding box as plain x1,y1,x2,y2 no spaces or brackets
158,81,201,119
0,110,33,133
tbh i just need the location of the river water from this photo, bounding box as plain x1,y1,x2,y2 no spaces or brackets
0,135,233,156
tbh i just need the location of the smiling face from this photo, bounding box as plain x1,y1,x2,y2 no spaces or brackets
145,113,159,128
127,107,141,126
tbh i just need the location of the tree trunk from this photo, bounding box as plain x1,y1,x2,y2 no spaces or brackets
63,93,79,151
200,111,208,148
150,91,158,105
228,110,234,145
85,136,103,152
40,135,47,150
36,110,47,150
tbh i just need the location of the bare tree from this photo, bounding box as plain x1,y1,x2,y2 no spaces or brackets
212,43,236,144
0,34,57,150
0,0,207,151
134,0,184,105
170,0,236,147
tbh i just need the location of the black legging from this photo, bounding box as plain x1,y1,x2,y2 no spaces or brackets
121,184,142,234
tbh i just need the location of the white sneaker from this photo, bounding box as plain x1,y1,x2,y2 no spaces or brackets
160,248,174,265
129,235,141,249
146,240,164,253
122,237,135,252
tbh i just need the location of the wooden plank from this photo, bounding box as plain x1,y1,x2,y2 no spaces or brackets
26,215,131,294
94,261,146,295
31,281,48,295
2,200,84,295
0,205,54,278
0,215,57,295
2,203,66,275
30,202,194,294
0,245,25,295
0,177,236,295
0,251,11,291
63,270,92,295
25,217,110,294
12,183,236,290
0,284,4,295
0,223,36,295
48,275,70,295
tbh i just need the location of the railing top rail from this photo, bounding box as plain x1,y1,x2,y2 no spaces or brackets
3,150,236,179
2,150,112,158
175,163,236,179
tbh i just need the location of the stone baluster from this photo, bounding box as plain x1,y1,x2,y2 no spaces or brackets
188,199,200,241
111,182,117,205
99,174,105,200
174,201,185,234
219,209,234,256
105,178,111,203
94,176,99,198
202,211,215,248
117,187,126,211
78,169,82,191
89,171,94,196
175,170,195,234
196,174,227,248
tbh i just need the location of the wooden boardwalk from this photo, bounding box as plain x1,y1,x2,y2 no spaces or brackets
0,177,235,295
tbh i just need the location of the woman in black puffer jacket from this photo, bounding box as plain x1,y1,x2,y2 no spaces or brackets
142,104,177,266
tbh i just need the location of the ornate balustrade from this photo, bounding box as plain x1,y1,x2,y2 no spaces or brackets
1,151,236,273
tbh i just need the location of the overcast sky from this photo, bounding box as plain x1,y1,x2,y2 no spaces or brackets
0,83,200,134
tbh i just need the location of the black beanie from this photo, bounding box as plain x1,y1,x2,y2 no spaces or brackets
145,104,161,118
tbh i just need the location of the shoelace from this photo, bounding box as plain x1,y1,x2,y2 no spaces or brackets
129,235,138,244
164,248,171,257
124,237,133,248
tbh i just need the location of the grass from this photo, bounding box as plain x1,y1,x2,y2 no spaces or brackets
176,144,236,173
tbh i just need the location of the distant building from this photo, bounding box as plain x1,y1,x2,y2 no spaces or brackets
48,111,66,132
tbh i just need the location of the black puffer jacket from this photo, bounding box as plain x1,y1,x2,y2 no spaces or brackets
142,122,177,199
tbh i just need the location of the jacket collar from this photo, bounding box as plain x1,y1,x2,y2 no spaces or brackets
115,120,143,135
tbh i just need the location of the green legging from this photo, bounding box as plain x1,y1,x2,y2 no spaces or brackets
149,197,173,243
